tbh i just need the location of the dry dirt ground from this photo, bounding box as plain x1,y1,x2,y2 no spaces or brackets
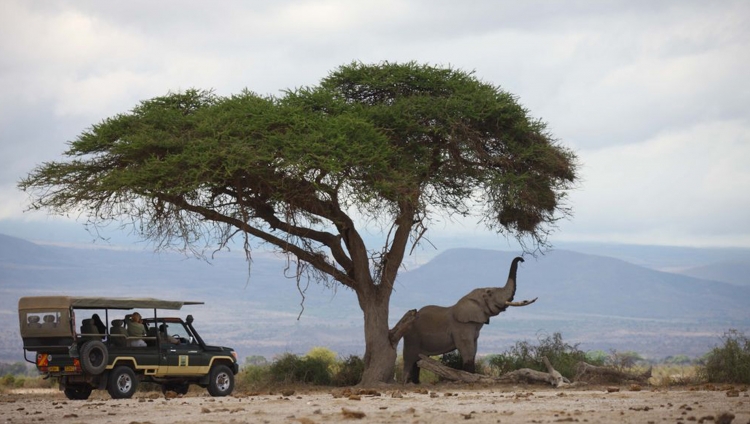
1,385,749,424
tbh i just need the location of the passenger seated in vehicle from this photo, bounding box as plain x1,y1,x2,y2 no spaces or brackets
125,312,147,347
92,314,106,335
158,324,180,345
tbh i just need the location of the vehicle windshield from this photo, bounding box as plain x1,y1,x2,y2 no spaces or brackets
145,319,197,345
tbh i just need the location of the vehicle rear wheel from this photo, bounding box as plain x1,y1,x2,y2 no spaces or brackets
107,366,138,399
207,364,234,397
80,340,108,375
63,385,92,400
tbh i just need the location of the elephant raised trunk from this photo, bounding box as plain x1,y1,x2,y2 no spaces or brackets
498,256,524,307
402,255,537,384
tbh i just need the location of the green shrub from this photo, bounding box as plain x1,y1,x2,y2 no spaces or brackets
332,355,364,386
1,375,15,387
236,364,272,391
699,329,750,384
269,353,332,385
606,350,644,371
488,332,599,379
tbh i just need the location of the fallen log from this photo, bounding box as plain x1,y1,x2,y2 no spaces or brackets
416,355,565,386
574,361,652,384
542,356,568,387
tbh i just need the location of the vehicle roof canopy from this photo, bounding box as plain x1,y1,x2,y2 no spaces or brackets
18,296,204,311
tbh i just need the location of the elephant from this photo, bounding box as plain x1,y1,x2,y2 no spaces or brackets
401,256,536,383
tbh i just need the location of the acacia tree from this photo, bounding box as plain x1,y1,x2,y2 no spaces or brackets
19,62,577,385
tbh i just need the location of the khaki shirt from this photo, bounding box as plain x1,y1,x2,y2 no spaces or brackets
126,320,146,337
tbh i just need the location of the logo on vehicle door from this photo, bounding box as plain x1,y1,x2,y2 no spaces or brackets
179,355,189,367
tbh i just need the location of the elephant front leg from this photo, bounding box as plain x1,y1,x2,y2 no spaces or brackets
455,326,481,374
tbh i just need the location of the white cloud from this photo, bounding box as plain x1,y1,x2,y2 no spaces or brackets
559,119,750,246
1,0,750,248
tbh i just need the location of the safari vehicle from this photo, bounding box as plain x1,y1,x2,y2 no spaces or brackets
18,296,239,400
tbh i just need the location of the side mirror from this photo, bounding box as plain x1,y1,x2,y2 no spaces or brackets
186,314,194,325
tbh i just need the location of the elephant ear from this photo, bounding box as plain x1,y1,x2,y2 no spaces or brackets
453,289,491,324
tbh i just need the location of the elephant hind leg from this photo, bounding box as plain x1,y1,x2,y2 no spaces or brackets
409,362,420,384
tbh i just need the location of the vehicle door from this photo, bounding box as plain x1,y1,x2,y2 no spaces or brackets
158,321,206,375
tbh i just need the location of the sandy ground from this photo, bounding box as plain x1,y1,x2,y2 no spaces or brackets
1,385,749,424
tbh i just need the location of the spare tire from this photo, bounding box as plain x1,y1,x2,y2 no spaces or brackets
80,340,108,375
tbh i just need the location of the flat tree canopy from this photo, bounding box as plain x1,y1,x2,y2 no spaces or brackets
20,62,577,384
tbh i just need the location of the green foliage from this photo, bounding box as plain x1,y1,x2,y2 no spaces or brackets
20,62,578,266
606,350,644,370
488,333,599,379
332,355,365,387
585,350,608,364
0,362,34,377
306,347,337,372
699,329,750,384
269,353,332,386
663,355,694,365
236,352,366,388
237,364,272,390
1,375,15,387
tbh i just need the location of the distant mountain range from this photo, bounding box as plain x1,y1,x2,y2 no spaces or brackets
1,233,749,363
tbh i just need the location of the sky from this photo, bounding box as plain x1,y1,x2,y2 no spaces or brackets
1,0,749,252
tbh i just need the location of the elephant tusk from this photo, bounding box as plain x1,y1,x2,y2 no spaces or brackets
505,297,538,307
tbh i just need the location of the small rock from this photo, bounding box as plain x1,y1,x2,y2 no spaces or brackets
726,390,739,398
606,387,620,393
341,408,366,419
716,412,735,424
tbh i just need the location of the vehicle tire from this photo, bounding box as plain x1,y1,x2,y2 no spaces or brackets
63,385,92,400
80,340,108,375
107,366,138,399
207,364,234,397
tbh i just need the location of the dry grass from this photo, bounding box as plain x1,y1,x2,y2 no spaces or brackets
650,364,701,386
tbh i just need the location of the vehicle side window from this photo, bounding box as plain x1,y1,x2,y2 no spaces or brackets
23,311,64,333
164,323,190,340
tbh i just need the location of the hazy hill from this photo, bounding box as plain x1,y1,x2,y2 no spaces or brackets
2,234,749,363
678,260,750,286
556,242,750,286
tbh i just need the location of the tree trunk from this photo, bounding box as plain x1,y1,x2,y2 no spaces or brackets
358,288,397,386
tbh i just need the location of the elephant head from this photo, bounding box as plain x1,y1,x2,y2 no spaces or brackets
453,256,535,324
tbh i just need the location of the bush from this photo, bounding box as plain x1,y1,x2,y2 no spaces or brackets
236,364,272,391
488,332,599,379
699,329,750,384
332,355,364,386
269,353,332,386
607,350,644,371
1,375,15,387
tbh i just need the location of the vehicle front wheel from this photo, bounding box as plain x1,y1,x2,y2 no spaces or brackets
207,364,234,397
108,366,138,399
63,385,92,400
